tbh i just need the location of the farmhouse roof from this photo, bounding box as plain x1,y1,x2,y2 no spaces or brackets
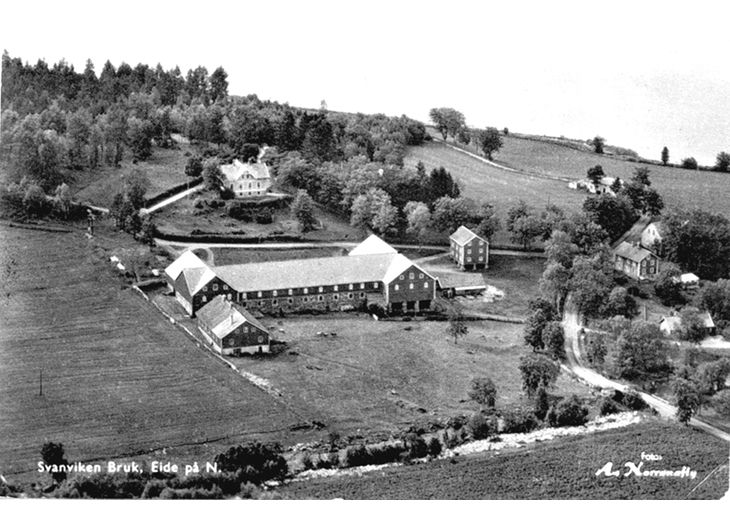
348,234,398,256
660,312,714,334
164,250,208,280
213,253,432,293
220,159,270,182
450,226,481,246
197,295,267,339
600,176,621,187
613,241,654,263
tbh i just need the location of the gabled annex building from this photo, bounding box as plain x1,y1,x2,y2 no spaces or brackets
164,236,437,316
196,295,270,355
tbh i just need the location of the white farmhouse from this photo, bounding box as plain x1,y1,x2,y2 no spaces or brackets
220,150,271,197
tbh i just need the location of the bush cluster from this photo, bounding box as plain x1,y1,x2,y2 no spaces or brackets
611,389,648,410
226,202,274,224
502,409,539,433
547,395,589,427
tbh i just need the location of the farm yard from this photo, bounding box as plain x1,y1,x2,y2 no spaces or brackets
281,420,729,499
0,224,309,479
235,315,593,437
420,253,544,319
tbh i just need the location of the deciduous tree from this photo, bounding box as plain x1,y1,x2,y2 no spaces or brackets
716,152,730,173
681,157,698,170
519,354,560,398
477,127,503,160
592,136,605,154
672,378,701,424
291,189,317,233
542,321,565,360
661,146,669,166
429,107,465,141
404,201,432,245
447,304,468,344
432,196,477,233
469,377,497,410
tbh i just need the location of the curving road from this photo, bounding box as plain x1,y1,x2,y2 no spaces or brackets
561,294,730,442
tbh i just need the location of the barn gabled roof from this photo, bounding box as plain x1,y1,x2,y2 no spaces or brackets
450,226,482,246
214,253,396,292
212,250,435,293
180,267,217,296
164,250,208,281
197,295,268,339
348,234,398,256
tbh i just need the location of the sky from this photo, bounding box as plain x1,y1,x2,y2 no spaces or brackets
3,0,730,166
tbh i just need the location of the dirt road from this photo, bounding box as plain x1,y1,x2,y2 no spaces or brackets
561,294,730,442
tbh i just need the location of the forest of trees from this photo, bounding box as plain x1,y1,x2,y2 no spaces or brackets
0,52,452,237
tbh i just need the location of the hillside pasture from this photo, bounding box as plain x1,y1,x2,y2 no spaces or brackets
495,136,730,215
71,144,192,208
238,315,592,436
282,420,729,499
404,141,583,216
0,225,305,477
409,137,730,221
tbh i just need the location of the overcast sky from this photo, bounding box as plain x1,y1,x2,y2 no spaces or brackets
3,0,730,166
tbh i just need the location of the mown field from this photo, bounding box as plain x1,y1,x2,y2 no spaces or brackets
404,141,583,216
236,315,592,437
409,136,730,220
0,224,307,478
71,143,192,208
282,420,729,499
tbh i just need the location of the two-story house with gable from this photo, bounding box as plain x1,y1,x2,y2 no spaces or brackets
220,152,271,197
449,226,489,271
612,241,659,281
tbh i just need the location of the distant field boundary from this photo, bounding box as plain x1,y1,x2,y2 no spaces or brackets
0,220,74,233
436,140,575,183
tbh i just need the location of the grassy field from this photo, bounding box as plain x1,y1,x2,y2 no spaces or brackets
413,135,730,219
0,224,307,478
282,420,729,499
405,141,584,216
71,143,193,208
235,314,593,437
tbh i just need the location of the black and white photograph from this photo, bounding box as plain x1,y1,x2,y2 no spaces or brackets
1,0,729,502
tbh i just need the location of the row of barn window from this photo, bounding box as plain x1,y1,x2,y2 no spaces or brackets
201,281,432,306
201,274,431,299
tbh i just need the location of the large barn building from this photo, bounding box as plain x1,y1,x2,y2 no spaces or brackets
164,236,437,316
